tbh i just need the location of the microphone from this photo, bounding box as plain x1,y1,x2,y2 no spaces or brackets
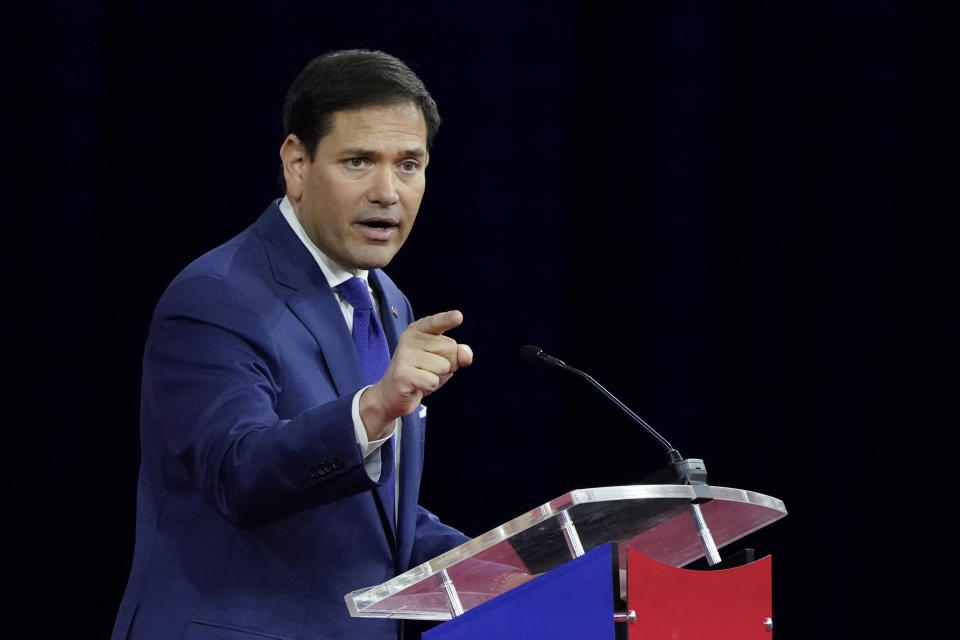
520,345,708,486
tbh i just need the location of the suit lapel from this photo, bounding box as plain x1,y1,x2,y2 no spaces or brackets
370,271,407,352
286,289,367,397
255,202,367,396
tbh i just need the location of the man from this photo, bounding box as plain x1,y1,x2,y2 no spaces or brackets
112,50,473,640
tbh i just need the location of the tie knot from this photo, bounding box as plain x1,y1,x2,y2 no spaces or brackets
337,277,373,311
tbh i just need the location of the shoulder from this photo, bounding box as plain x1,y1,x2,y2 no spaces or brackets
160,234,259,305
153,207,285,329
174,221,267,287
165,200,287,294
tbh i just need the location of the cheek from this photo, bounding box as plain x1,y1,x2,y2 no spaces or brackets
402,184,426,213
315,181,363,225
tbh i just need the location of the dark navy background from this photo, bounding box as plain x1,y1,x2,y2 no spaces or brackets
4,2,956,638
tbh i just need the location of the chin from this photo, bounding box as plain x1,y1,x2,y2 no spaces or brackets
355,244,404,270
351,251,398,272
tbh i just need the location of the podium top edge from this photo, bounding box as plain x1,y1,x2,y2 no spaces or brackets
565,484,786,514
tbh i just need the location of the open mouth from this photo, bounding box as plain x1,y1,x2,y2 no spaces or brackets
360,219,397,229
356,218,400,241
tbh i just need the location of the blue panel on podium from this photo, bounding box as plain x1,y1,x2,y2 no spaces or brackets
423,543,614,640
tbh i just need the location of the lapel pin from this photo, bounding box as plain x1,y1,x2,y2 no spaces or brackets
391,306,399,318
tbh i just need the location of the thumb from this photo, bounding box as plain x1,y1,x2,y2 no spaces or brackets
457,343,473,367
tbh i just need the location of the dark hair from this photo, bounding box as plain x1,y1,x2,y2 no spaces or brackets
282,49,441,158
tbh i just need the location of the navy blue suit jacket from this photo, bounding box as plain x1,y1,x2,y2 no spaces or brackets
112,201,469,640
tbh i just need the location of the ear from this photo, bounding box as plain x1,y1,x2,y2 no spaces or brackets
422,151,430,171
279,134,308,201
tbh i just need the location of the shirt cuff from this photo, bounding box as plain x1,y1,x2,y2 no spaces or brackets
352,386,399,481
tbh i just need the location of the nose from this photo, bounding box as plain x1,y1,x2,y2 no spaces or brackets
367,165,399,207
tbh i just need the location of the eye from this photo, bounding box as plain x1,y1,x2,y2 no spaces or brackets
398,160,420,174
345,157,369,170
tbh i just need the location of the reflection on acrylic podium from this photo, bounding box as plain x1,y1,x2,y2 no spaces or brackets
345,484,786,639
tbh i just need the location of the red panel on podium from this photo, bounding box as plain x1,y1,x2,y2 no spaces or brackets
627,548,773,639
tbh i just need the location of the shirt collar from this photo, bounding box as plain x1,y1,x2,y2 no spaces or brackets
278,196,369,289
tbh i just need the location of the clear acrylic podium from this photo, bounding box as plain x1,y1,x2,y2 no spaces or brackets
345,484,787,627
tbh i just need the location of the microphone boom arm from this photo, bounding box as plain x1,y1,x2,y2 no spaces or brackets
520,345,721,565
520,345,708,486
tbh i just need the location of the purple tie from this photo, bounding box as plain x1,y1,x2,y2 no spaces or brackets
336,277,392,386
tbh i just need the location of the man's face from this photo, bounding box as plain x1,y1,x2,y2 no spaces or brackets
282,102,429,274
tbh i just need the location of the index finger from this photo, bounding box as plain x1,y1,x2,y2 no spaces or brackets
413,310,464,335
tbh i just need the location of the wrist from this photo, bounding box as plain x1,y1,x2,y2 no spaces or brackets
359,384,395,440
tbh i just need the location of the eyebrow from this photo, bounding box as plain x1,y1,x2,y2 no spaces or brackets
340,147,427,159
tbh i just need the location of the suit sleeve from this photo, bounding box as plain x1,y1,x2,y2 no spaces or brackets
408,505,471,567
142,274,389,526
